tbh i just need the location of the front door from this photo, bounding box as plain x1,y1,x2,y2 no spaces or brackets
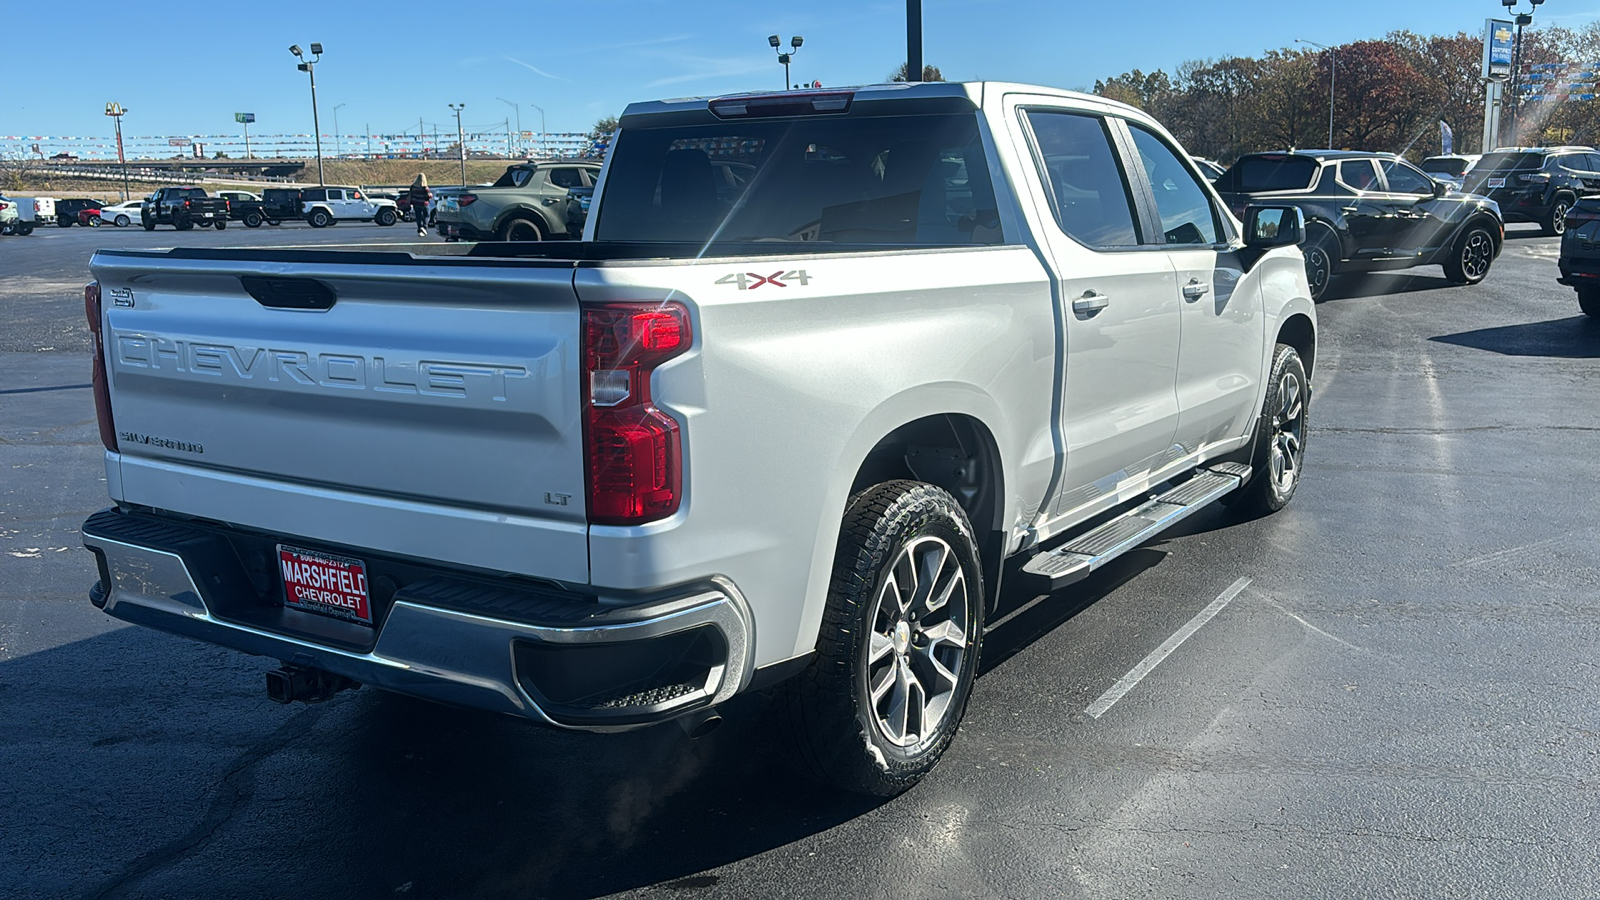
1012,106,1183,521
1121,124,1265,456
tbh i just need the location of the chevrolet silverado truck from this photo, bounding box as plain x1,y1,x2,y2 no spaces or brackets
141,187,230,231
81,82,1316,796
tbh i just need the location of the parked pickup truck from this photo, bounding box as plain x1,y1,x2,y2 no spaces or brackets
141,187,230,231
81,82,1315,796
435,159,600,241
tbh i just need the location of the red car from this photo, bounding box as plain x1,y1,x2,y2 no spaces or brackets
78,207,103,227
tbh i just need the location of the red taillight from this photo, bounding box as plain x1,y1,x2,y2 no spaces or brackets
183,199,191,207
582,302,691,525
458,193,477,207
84,283,117,453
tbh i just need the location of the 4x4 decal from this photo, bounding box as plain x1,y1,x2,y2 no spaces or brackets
716,270,812,290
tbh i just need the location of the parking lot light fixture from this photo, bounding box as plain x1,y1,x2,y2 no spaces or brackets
1501,0,1546,146
290,42,326,185
770,34,804,89
1296,38,1336,150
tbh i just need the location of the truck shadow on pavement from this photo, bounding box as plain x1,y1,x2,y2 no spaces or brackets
1323,271,1459,302
1430,316,1600,358
8,513,1240,899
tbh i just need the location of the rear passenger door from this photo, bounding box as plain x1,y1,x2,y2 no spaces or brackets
1335,159,1396,256
1120,123,1263,458
1014,106,1183,520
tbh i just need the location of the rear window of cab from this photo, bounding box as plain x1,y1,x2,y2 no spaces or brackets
1227,156,1319,192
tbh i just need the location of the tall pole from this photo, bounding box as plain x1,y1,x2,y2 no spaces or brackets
498,98,521,156
1508,19,1528,145
449,103,467,186
907,0,923,82
243,119,251,160
333,103,345,158
106,103,130,201
308,64,324,184
531,104,546,157
366,123,371,159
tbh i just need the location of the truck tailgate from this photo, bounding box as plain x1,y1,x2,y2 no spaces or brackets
90,250,589,582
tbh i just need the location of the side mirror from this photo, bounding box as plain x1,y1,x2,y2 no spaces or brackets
1432,178,1450,197
1243,205,1304,249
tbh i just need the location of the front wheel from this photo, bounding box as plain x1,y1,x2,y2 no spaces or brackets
375,208,397,226
784,481,984,796
1231,344,1309,515
1579,287,1600,319
1444,226,1495,284
141,217,155,231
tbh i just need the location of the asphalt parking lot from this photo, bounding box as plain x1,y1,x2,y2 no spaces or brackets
2,222,1598,899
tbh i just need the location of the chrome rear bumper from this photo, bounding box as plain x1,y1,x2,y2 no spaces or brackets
82,510,752,731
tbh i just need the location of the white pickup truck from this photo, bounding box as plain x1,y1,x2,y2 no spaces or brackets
81,82,1315,795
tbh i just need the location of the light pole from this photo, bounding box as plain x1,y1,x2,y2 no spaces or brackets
333,103,346,158
448,103,467,186
907,0,922,82
289,43,326,185
104,102,130,201
1502,0,1546,146
497,98,520,156
768,34,803,89
1296,39,1337,149
530,103,546,156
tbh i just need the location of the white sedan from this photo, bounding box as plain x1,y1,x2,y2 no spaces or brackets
97,200,144,227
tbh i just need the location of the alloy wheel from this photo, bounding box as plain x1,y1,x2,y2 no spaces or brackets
1461,231,1493,281
865,535,971,748
1269,368,1307,495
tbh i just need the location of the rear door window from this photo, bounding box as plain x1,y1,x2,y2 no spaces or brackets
1338,160,1381,191
1126,125,1222,245
549,167,585,189
1024,110,1141,248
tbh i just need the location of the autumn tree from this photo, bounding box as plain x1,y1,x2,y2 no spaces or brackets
890,63,945,82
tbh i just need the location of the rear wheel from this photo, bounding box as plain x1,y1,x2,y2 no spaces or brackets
1444,225,1496,284
214,219,226,230
1303,230,1338,302
499,216,544,242
58,218,72,228
243,211,263,228
308,209,331,228
784,481,983,796
115,215,130,227
1543,195,1574,236
1231,344,1309,515
1579,287,1600,319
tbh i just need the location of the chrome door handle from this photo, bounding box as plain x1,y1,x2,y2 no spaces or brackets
1182,279,1210,300
1340,206,1360,214
1072,291,1110,315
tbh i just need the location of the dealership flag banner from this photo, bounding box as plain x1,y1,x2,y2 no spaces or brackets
1441,120,1454,156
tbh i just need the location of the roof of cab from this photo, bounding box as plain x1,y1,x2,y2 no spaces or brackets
620,81,1148,124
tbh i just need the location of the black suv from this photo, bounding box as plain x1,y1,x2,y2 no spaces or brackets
1215,150,1505,301
1464,146,1600,235
54,198,103,227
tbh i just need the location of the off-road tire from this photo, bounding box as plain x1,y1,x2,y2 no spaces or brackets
1443,225,1495,285
308,209,332,228
141,217,155,231
214,219,226,230
1231,344,1309,515
1579,287,1600,319
243,211,263,228
1542,194,1574,236
375,208,397,226
783,480,984,796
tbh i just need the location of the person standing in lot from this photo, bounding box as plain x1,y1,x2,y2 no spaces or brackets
409,174,431,237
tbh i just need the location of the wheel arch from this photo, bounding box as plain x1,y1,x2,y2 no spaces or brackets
844,409,1009,613
1276,312,1317,379
1304,216,1345,260
492,204,555,235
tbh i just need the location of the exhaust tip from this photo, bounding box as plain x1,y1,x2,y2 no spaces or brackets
675,708,723,739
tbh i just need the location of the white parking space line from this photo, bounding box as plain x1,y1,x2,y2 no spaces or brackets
1084,576,1252,720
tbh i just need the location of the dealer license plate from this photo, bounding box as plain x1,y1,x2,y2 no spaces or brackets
1488,177,1507,188
278,544,372,625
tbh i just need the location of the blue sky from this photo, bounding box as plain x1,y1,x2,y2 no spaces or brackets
4,0,1597,141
